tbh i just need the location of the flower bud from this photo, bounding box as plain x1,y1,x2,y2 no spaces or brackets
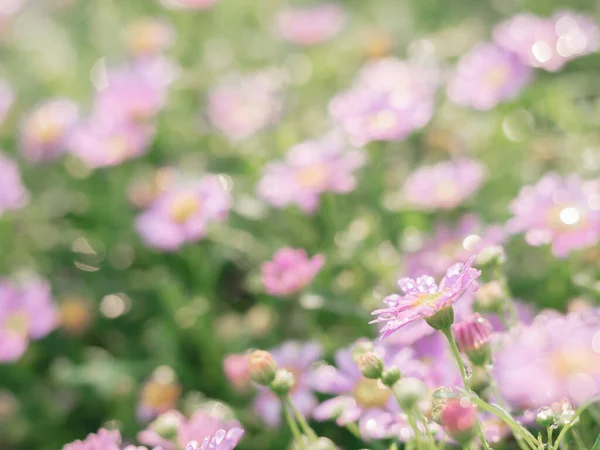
150,411,180,442
536,406,556,428
357,352,384,379
269,369,295,395
307,437,337,450
248,350,277,385
392,377,428,410
380,367,401,387
424,306,454,331
440,398,478,444
476,245,506,267
432,387,458,407
351,340,374,362
452,314,492,366
474,281,504,313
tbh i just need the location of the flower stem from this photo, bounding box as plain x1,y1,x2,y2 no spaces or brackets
281,399,306,449
415,409,438,450
547,427,553,448
286,395,318,442
406,411,425,450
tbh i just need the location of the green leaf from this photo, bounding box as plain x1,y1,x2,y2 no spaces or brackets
592,433,600,450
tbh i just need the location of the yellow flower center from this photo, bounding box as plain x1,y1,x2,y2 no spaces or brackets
141,381,181,408
169,193,200,224
352,378,391,409
368,109,397,132
412,292,441,308
485,66,509,88
551,350,600,378
297,165,329,188
547,205,587,230
31,113,61,144
108,135,132,160
4,312,29,336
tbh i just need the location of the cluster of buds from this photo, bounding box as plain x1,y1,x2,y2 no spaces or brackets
452,314,492,366
247,350,297,396
536,400,576,430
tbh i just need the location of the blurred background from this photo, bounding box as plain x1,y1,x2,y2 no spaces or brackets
0,0,599,449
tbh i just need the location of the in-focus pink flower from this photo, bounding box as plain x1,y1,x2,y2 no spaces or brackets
404,215,505,278
139,410,241,450
403,158,486,210
494,11,599,72
20,99,79,163
371,256,481,339
136,174,232,251
125,18,175,56
0,152,29,214
258,134,366,213
253,341,322,427
494,310,600,409
275,4,345,46
0,277,58,362
207,71,284,140
262,248,324,296
507,173,600,257
185,427,244,450
329,58,437,145
447,43,532,110
63,428,122,450
223,354,251,392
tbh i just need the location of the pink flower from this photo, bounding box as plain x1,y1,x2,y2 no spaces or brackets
223,354,251,392
494,11,599,72
447,42,532,110
329,58,437,145
0,277,58,362
19,98,79,163
439,398,478,442
507,173,600,257
136,174,232,251
185,427,244,450
0,152,29,214
207,71,284,140
403,158,486,210
371,256,481,339
494,310,600,409
262,248,324,296
125,18,175,56
139,410,241,450
275,4,345,46
404,215,505,278
258,134,366,213
63,428,122,450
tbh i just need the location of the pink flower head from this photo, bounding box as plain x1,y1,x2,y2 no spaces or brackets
19,98,79,163
447,42,532,110
0,79,14,125
494,309,600,409
371,256,481,339
262,248,324,296
275,4,345,46
403,158,486,210
125,18,175,56
223,353,251,392
329,58,437,145
258,134,366,213
139,410,241,450
0,277,58,362
253,341,322,427
136,174,232,251
0,152,29,214
159,0,219,10
493,11,599,72
93,66,167,123
507,173,600,257
207,71,284,140
63,428,122,450
404,215,505,278
67,118,154,169
452,313,492,354
440,398,477,442
185,427,244,450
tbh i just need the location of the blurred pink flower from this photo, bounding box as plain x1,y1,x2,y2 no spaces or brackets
125,18,175,56
185,427,244,450
63,428,122,450
223,354,252,392
0,277,58,362
262,248,324,297
404,215,505,277
507,173,600,257
494,11,599,72
139,410,240,450
371,256,481,339
207,71,284,140
258,134,366,213
136,175,232,251
254,341,322,427
329,58,437,145
494,310,600,409
0,152,29,214
448,43,532,110
19,98,79,163
67,119,154,169
275,4,345,46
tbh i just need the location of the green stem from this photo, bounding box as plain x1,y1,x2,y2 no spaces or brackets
389,443,399,450
441,328,470,389
415,409,438,450
286,395,318,442
571,429,586,450
406,411,425,450
547,427,554,448
495,268,518,329
282,400,306,449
